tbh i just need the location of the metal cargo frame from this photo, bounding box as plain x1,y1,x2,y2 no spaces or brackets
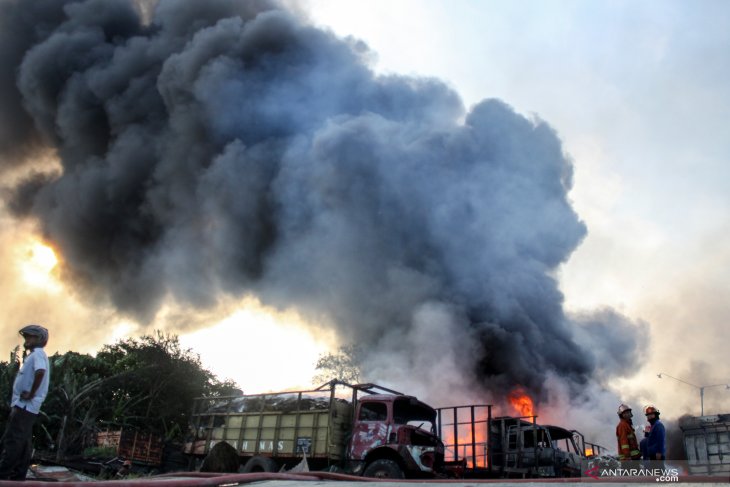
681,415,730,477
436,404,526,476
185,380,403,467
95,429,164,466
436,405,597,478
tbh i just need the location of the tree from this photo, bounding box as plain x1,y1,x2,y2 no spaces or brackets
313,345,362,385
0,331,240,458
43,351,114,458
92,332,237,440
0,347,20,434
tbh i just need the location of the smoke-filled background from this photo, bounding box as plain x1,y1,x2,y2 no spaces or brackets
1,0,728,449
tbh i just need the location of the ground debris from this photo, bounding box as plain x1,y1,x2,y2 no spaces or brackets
28,464,97,482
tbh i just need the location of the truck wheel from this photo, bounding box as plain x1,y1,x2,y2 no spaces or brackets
363,459,405,479
241,456,278,473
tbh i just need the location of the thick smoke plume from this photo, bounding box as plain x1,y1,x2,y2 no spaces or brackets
0,0,646,406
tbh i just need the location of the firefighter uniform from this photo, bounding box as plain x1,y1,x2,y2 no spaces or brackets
616,418,641,460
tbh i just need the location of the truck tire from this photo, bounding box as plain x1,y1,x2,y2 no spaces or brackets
363,459,405,479
241,456,278,473
200,441,239,472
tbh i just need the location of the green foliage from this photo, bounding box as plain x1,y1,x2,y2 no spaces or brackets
41,350,115,455
0,331,238,459
95,332,216,438
82,446,117,459
0,347,20,434
313,344,362,385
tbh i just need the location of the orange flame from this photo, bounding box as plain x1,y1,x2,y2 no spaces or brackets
440,409,491,468
585,447,594,457
508,387,535,417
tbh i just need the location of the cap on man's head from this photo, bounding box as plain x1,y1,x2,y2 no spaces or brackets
19,324,49,347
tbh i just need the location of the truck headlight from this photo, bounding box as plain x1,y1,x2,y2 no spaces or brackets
420,451,435,469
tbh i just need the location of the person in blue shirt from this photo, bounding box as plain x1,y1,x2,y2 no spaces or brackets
644,405,666,461
0,324,50,481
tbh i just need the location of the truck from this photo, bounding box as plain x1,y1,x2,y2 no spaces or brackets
183,381,444,478
436,404,606,478
184,381,603,479
95,429,164,466
679,413,730,477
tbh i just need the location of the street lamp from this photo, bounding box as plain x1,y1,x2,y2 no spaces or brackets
657,372,730,416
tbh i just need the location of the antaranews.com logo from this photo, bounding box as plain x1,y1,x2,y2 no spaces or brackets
584,465,680,482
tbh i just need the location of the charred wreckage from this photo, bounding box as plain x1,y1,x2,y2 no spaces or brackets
183,380,606,479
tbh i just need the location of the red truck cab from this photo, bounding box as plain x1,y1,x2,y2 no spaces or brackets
347,394,445,478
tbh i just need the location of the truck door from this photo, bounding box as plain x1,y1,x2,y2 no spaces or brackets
504,425,522,469
348,401,390,461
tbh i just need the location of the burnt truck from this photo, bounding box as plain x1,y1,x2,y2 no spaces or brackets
436,404,606,478
183,381,444,478
679,414,730,477
184,382,603,479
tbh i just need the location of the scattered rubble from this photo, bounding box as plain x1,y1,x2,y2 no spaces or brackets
28,465,96,482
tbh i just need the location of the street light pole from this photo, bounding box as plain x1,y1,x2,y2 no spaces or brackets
701,387,704,416
657,372,729,416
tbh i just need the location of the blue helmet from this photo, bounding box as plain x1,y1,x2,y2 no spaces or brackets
19,324,49,347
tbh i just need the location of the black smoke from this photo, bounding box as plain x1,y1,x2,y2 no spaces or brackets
0,0,646,400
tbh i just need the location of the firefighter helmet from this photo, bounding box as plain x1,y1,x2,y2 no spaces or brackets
617,404,632,416
19,324,49,347
644,405,660,416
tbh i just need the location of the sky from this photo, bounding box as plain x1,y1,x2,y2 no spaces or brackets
300,0,730,416
0,0,728,433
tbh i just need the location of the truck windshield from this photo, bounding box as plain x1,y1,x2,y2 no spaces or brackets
552,437,581,454
542,426,580,454
508,427,550,448
358,402,388,421
393,397,436,433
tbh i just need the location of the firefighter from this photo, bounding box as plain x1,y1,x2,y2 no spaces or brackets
616,404,641,461
644,405,666,461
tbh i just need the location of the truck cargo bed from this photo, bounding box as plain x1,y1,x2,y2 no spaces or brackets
185,386,352,463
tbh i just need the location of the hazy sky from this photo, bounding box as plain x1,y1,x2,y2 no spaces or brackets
301,0,730,415
0,0,728,422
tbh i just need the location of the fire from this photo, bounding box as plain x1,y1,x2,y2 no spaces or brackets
585,447,594,457
508,387,535,417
